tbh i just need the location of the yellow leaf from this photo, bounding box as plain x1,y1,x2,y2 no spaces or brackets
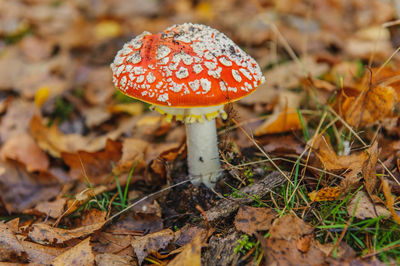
94,20,122,40
308,187,341,202
107,103,143,116
255,107,302,135
34,86,50,107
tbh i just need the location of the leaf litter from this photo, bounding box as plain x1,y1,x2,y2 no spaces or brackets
0,0,400,265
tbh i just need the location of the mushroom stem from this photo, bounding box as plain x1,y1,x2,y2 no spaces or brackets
185,118,221,188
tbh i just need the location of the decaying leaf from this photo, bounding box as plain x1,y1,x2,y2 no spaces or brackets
0,100,35,142
95,253,135,266
131,229,175,264
362,141,379,195
259,236,326,265
347,191,390,219
26,197,67,219
308,186,341,202
52,237,95,266
29,222,105,245
62,139,122,184
234,205,276,235
168,232,203,266
0,222,26,261
309,134,372,189
0,134,49,172
269,214,314,241
0,160,61,213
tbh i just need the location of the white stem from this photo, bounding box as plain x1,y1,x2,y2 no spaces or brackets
185,119,222,188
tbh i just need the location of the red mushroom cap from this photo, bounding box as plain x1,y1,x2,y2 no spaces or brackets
111,23,264,107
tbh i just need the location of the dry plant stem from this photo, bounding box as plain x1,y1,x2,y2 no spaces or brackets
186,119,221,188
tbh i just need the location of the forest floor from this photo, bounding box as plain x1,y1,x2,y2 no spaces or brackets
0,0,400,265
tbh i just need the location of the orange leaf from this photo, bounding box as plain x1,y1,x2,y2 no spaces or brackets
382,179,400,225
308,187,341,202
255,107,302,135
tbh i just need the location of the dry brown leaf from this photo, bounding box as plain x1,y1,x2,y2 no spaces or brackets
95,253,135,266
310,134,369,188
234,205,276,235
0,160,61,213
30,115,89,158
308,187,341,202
107,212,163,236
0,222,26,261
168,232,203,266
62,139,122,184
27,198,67,219
362,141,379,195
52,237,95,266
78,209,107,227
0,100,35,142
83,107,112,128
131,229,175,265
30,116,136,158
382,179,400,225
119,138,148,168
0,134,49,172
29,222,105,245
269,214,314,241
347,191,390,219
259,237,326,266
20,240,66,264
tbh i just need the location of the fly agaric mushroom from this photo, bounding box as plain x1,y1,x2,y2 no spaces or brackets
111,23,264,188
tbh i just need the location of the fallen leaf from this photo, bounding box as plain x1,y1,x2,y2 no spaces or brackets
269,214,314,241
20,240,66,264
255,107,302,135
52,237,95,266
0,99,35,142
337,69,399,128
83,106,111,128
309,134,369,188
362,141,379,195
83,67,114,105
168,232,203,266
0,134,49,172
108,213,163,236
0,222,26,262
65,186,107,215
29,222,105,245
0,160,60,213
34,86,51,107
107,103,144,116
347,191,390,219
234,205,276,235
30,115,136,158
30,115,89,158
260,135,304,155
62,139,122,184
94,20,122,40
131,229,175,264
259,237,326,266
382,179,400,225
308,187,341,202
26,198,67,219
95,253,135,266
